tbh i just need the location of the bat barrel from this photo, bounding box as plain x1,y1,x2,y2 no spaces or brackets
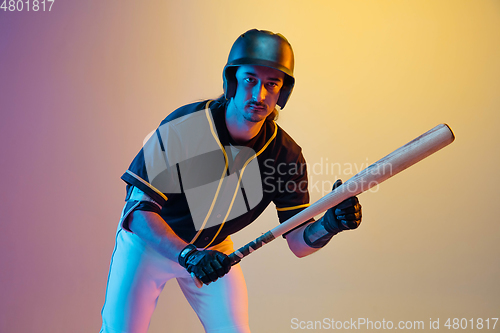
270,123,455,238
345,123,455,193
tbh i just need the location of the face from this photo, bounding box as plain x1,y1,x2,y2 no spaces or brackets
231,64,285,123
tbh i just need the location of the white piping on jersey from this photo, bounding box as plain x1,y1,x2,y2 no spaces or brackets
203,118,278,248
189,101,229,245
125,170,169,202
276,203,310,212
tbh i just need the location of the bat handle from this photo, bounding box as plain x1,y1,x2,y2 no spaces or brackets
228,252,242,265
191,232,275,288
191,254,242,288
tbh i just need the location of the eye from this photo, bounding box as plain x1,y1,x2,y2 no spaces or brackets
266,82,280,89
244,77,256,84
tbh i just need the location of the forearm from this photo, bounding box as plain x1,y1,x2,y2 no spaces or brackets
285,223,321,258
128,210,188,262
286,193,362,257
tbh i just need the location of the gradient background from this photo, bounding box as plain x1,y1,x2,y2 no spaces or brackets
1,1,499,332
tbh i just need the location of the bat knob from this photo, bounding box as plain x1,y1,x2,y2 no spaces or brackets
191,272,203,288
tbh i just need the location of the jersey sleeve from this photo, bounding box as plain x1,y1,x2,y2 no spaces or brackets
272,151,314,235
121,124,183,207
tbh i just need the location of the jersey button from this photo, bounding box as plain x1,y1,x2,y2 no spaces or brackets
204,237,209,241
217,214,221,218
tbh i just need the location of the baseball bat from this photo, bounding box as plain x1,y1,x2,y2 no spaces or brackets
193,123,455,287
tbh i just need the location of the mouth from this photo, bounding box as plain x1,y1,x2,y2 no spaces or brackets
248,104,266,112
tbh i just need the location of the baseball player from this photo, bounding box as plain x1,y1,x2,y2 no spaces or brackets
100,29,362,333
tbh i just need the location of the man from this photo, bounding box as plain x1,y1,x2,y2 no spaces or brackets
100,29,362,333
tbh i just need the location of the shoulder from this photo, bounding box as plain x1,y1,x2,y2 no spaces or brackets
159,100,211,126
273,123,304,161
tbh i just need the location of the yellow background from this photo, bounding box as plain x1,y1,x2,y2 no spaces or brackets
0,1,499,332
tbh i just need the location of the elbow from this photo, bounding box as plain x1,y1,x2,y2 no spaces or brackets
287,239,316,258
293,251,309,259
285,225,319,258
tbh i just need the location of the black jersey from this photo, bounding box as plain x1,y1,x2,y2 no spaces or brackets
121,99,311,248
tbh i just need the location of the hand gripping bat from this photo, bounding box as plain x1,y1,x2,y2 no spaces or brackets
193,123,455,287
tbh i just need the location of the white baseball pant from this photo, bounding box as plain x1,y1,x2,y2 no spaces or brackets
100,216,250,333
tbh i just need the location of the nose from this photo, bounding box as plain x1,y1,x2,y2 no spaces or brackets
252,83,266,102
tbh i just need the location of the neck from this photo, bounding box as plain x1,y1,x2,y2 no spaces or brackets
225,99,265,144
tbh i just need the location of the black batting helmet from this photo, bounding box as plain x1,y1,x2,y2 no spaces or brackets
223,29,295,109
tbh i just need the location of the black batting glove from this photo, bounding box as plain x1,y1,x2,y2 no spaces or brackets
178,245,231,285
324,179,362,233
303,179,362,248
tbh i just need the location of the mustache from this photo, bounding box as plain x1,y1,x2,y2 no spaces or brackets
247,101,266,108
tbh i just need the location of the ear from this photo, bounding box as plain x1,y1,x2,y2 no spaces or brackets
223,67,238,100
